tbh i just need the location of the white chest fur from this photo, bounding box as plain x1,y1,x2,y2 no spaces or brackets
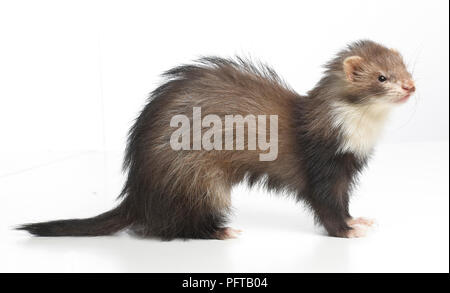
331,101,392,158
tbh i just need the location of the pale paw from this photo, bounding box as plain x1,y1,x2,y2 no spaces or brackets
215,227,242,240
344,217,375,238
345,225,368,238
347,217,375,227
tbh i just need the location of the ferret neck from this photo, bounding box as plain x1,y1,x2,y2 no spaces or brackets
329,100,392,158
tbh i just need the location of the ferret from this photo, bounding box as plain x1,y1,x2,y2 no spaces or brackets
18,40,415,239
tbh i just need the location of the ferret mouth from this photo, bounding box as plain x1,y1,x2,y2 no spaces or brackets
395,94,411,104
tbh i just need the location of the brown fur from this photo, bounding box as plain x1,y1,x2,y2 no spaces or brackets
18,40,415,239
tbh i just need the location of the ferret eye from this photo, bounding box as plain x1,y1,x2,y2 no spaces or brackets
378,75,387,82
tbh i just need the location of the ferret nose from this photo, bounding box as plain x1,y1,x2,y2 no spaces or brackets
402,81,416,93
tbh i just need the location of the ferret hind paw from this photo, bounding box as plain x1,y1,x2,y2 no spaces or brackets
215,227,243,240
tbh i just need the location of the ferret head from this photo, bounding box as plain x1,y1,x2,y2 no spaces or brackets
326,40,415,105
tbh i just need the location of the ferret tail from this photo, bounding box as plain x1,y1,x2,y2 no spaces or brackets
16,203,131,237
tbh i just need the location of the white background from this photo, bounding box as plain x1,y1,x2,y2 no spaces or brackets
0,0,448,273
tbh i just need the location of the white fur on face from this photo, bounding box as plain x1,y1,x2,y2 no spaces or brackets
331,101,392,158
382,81,411,103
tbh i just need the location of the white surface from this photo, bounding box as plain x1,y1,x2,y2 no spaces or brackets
0,0,448,153
1,141,448,273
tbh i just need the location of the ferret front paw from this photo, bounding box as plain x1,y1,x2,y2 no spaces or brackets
344,217,375,238
345,225,368,238
347,217,375,227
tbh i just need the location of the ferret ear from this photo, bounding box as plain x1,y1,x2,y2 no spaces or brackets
343,56,364,82
390,48,400,55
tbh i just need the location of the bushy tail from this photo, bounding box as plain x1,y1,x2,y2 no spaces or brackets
16,205,130,237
